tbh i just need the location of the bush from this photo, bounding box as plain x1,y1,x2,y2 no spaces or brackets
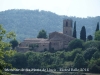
92,51,100,59
74,53,85,69
95,30,100,41
10,52,27,68
89,58,100,73
70,48,82,61
83,41,100,50
83,47,98,60
68,39,84,51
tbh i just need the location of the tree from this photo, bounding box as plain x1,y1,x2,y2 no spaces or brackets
80,26,86,41
10,53,27,68
73,21,77,38
95,30,100,41
67,39,84,50
87,35,93,41
37,30,47,39
89,58,100,73
70,48,82,61
96,22,99,31
27,52,41,68
10,39,18,49
84,41,100,49
83,47,98,60
29,44,39,51
0,25,16,75
93,51,100,59
74,53,85,69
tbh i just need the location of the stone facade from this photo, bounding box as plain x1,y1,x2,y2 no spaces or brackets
17,19,74,52
49,31,74,50
17,38,49,52
63,19,73,36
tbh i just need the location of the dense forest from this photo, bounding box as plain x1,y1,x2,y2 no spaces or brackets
4,37,100,75
0,9,100,41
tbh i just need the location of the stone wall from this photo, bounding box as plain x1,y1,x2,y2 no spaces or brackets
17,38,50,52
17,19,74,52
49,31,74,50
63,19,73,36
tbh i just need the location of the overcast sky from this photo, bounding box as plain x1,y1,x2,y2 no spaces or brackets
0,0,100,18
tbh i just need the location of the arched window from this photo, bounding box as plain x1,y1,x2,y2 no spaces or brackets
66,21,68,27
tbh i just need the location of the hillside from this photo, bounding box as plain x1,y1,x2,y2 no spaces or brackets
0,9,100,41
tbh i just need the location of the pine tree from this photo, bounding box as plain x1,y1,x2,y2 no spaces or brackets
73,21,77,38
80,26,86,41
96,22,99,31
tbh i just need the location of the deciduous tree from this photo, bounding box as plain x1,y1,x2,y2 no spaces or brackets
10,39,18,49
87,35,93,41
0,25,16,75
37,29,47,39
68,39,84,50
74,53,85,69
95,30,100,41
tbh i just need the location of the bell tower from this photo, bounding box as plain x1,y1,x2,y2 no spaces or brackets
63,19,73,36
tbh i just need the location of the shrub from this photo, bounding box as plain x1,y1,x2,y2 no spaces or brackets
83,41,100,50
68,39,84,51
83,47,98,60
89,58,100,73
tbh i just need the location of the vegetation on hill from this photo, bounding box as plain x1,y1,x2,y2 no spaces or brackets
0,9,100,41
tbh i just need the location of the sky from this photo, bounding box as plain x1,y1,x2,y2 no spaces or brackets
0,0,100,18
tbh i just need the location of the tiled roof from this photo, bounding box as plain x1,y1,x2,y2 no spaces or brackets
24,38,49,43
24,38,48,41
49,31,74,41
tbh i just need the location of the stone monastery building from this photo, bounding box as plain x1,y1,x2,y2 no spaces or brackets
17,19,74,52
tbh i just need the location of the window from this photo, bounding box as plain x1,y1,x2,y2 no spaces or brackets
66,22,68,27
